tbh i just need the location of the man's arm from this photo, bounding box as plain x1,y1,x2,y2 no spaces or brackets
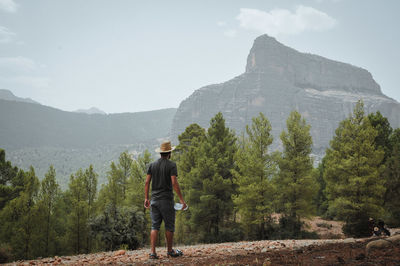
171,175,187,210
144,174,151,209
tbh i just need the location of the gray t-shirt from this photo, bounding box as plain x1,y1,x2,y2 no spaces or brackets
147,158,178,201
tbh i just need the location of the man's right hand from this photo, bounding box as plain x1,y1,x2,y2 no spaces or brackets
180,200,187,210
144,199,150,209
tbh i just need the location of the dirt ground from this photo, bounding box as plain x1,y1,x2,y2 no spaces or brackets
7,237,400,266
7,219,400,266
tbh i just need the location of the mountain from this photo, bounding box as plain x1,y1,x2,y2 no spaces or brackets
0,99,176,187
75,107,107,115
171,34,400,157
0,89,40,104
0,100,176,149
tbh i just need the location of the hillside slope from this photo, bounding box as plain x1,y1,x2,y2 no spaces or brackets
0,99,176,186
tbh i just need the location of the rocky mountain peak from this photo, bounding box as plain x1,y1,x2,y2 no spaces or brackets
245,34,382,95
245,34,289,73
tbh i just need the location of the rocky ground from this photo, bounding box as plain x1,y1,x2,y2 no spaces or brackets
7,236,400,266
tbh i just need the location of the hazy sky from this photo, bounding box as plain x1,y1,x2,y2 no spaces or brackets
0,0,399,113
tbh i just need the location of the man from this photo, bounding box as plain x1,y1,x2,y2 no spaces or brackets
144,140,187,259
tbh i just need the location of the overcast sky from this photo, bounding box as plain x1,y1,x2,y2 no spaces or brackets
0,0,399,113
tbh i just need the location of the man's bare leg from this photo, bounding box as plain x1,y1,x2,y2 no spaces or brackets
165,231,174,252
151,229,159,254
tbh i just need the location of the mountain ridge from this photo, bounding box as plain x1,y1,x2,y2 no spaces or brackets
75,107,107,115
0,89,41,105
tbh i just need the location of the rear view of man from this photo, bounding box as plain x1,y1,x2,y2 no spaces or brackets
144,141,187,259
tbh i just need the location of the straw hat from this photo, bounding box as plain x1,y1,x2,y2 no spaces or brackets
155,140,176,153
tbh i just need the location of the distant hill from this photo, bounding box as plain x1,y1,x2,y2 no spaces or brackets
75,107,107,115
0,99,176,149
0,89,40,104
0,99,176,187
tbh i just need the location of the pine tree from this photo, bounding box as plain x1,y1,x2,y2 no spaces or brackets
233,113,276,240
126,150,152,246
66,169,89,254
184,113,239,243
0,167,40,259
314,159,328,216
38,165,60,257
274,111,317,237
126,150,152,210
117,152,133,201
324,101,385,237
368,111,393,163
83,165,97,252
97,162,124,213
174,123,206,244
0,149,23,210
383,128,400,226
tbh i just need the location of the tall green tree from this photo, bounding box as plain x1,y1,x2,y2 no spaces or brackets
274,111,317,237
83,165,97,252
174,124,206,244
0,167,40,259
97,162,124,213
117,152,133,201
125,150,152,246
66,169,89,254
233,113,276,240
126,150,152,210
98,152,136,213
383,128,400,226
37,166,61,257
0,149,24,210
184,113,239,243
314,159,328,216
324,101,385,237
368,111,393,163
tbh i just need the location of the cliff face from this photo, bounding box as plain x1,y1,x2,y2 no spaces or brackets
171,35,400,157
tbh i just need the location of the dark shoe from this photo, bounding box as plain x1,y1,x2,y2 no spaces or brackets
149,253,159,259
167,249,183,257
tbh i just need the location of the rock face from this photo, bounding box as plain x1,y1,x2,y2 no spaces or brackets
171,35,400,157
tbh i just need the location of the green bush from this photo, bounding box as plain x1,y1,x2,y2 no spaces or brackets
89,204,146,250
342,214,371,237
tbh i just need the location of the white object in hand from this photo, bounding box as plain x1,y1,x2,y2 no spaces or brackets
174,203,188,211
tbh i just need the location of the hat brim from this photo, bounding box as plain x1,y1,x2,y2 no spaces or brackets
155,146,176,153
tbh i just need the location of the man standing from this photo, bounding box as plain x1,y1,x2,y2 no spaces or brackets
144,140,187,259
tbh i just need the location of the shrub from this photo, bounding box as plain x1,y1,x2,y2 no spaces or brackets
89,204,146,250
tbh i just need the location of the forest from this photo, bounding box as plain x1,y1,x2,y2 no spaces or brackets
0,100,399,262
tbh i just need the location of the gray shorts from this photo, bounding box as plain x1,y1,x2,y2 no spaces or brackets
150,200,175,232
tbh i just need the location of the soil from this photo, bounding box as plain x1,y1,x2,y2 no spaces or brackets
7,237,400,266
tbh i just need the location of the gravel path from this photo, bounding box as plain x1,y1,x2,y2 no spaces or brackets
7,238,365,265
